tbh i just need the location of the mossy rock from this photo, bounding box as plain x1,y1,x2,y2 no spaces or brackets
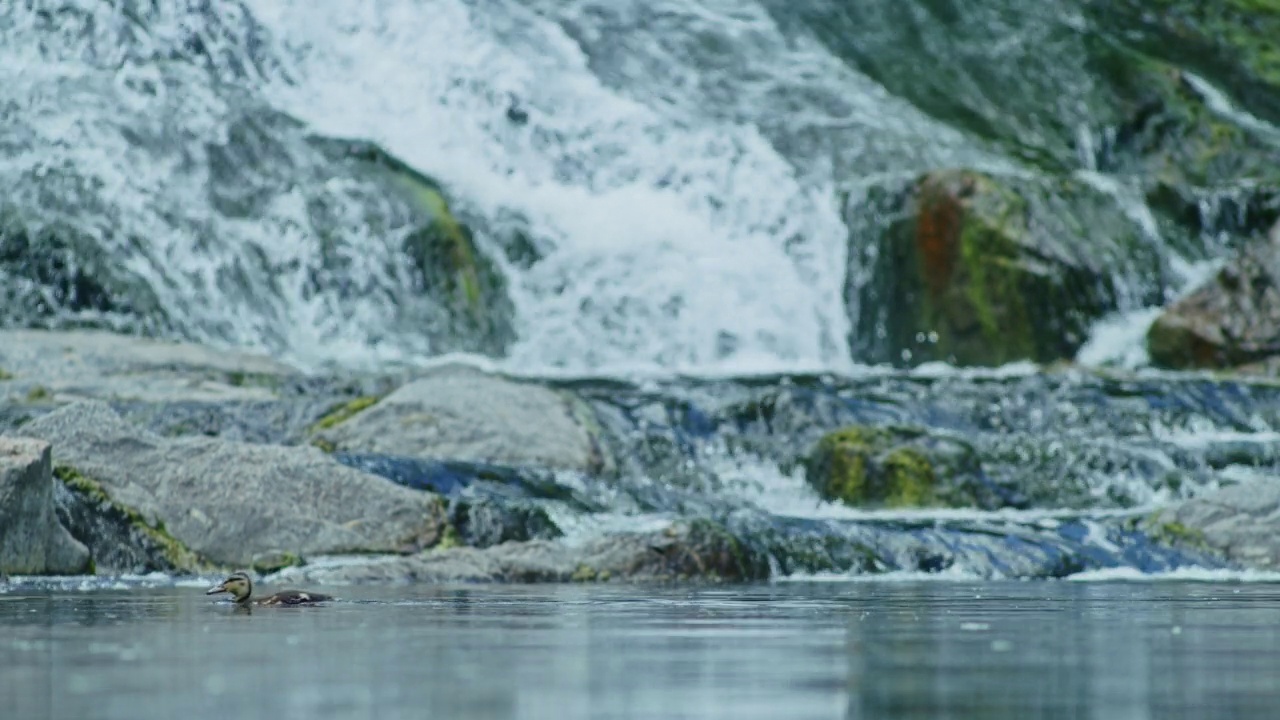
804,425,995,509
656,519,770,582
306,137,515,354
1140,511,1213,553
52,465,206,574
853,169,1163,367
1095,0,1280,126
308,395,382,433
251,551,304,574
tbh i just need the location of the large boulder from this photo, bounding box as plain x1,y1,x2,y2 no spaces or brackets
20,401,446,568
311,364,611,475
850,169,1162,367
0,437,90,575
1147,222,1280,371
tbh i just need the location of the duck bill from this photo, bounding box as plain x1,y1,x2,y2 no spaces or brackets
206,582,228,596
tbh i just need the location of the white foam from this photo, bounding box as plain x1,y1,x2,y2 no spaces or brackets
1065,566,1280,583
243,0,864,375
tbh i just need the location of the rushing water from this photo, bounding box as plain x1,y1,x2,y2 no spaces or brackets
4,577,1280,719
9,0,1267,374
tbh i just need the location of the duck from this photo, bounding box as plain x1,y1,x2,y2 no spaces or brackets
205,571,332,607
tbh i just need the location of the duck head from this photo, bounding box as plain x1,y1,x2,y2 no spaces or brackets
206,571,253,603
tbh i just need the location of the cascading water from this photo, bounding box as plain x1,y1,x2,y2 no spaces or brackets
4,0,1280,582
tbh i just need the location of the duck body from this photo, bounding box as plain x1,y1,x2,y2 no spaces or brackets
206,571,331,607
255,589,333,606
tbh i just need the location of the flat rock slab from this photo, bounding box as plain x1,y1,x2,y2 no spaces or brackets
20,401,445,568
0,329,301,403
315,364,609,474
1156,480,1280,568
0,437,90,574
269,519,767,584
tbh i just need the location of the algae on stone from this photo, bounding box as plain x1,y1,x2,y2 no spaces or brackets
804,424,998,509
852,169,1163,367
53,464,205,574
308,395,382,433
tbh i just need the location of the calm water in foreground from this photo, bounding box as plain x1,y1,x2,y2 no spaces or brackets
2,578,1278,719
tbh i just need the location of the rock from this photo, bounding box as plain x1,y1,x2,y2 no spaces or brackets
1148,480,1280,569
1096,0,1280,126
0,329,301,404
1147,226,1280,370
312,364,611,474
306,137,515,354
0,437,90,575
270,519,768,584
850,169,1162,367
804,424,1005,509
20,401,446,568
52,465,205,575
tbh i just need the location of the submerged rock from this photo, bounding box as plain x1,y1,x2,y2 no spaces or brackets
1147,224,1280,371
0,437,90,575
20,401,446,568
851,169,1162,367
804,424,1003,509
311,364,611,475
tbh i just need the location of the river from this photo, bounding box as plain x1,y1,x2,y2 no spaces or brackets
4,576,1278,719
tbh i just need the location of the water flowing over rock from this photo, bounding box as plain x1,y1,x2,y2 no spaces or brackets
311,364,611,475
20,401,446,567
850,169,1163,367
1148,222,1280,371
0,437,90,575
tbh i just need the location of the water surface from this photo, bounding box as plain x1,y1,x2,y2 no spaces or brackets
3,579,1279,719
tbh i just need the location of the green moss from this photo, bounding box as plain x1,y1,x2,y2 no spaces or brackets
25,385,51,402
436,523,463,550
251,552,303,574
0,367,13,381
308,395,381,433
880,448,938,507
53,465,205,572
310,437,337,453
394,173,485,312
1145,514,1211,551
956,182,1034,358
805,426,949,508
223,371,281,389
571,564,598,582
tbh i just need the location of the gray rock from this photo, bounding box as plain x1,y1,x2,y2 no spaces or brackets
0,437,90,575
1148,222,1280,371
270,519,768,584
1153,481,1280,569
21,401,445,568
314,364,610,474
0,329,301,404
